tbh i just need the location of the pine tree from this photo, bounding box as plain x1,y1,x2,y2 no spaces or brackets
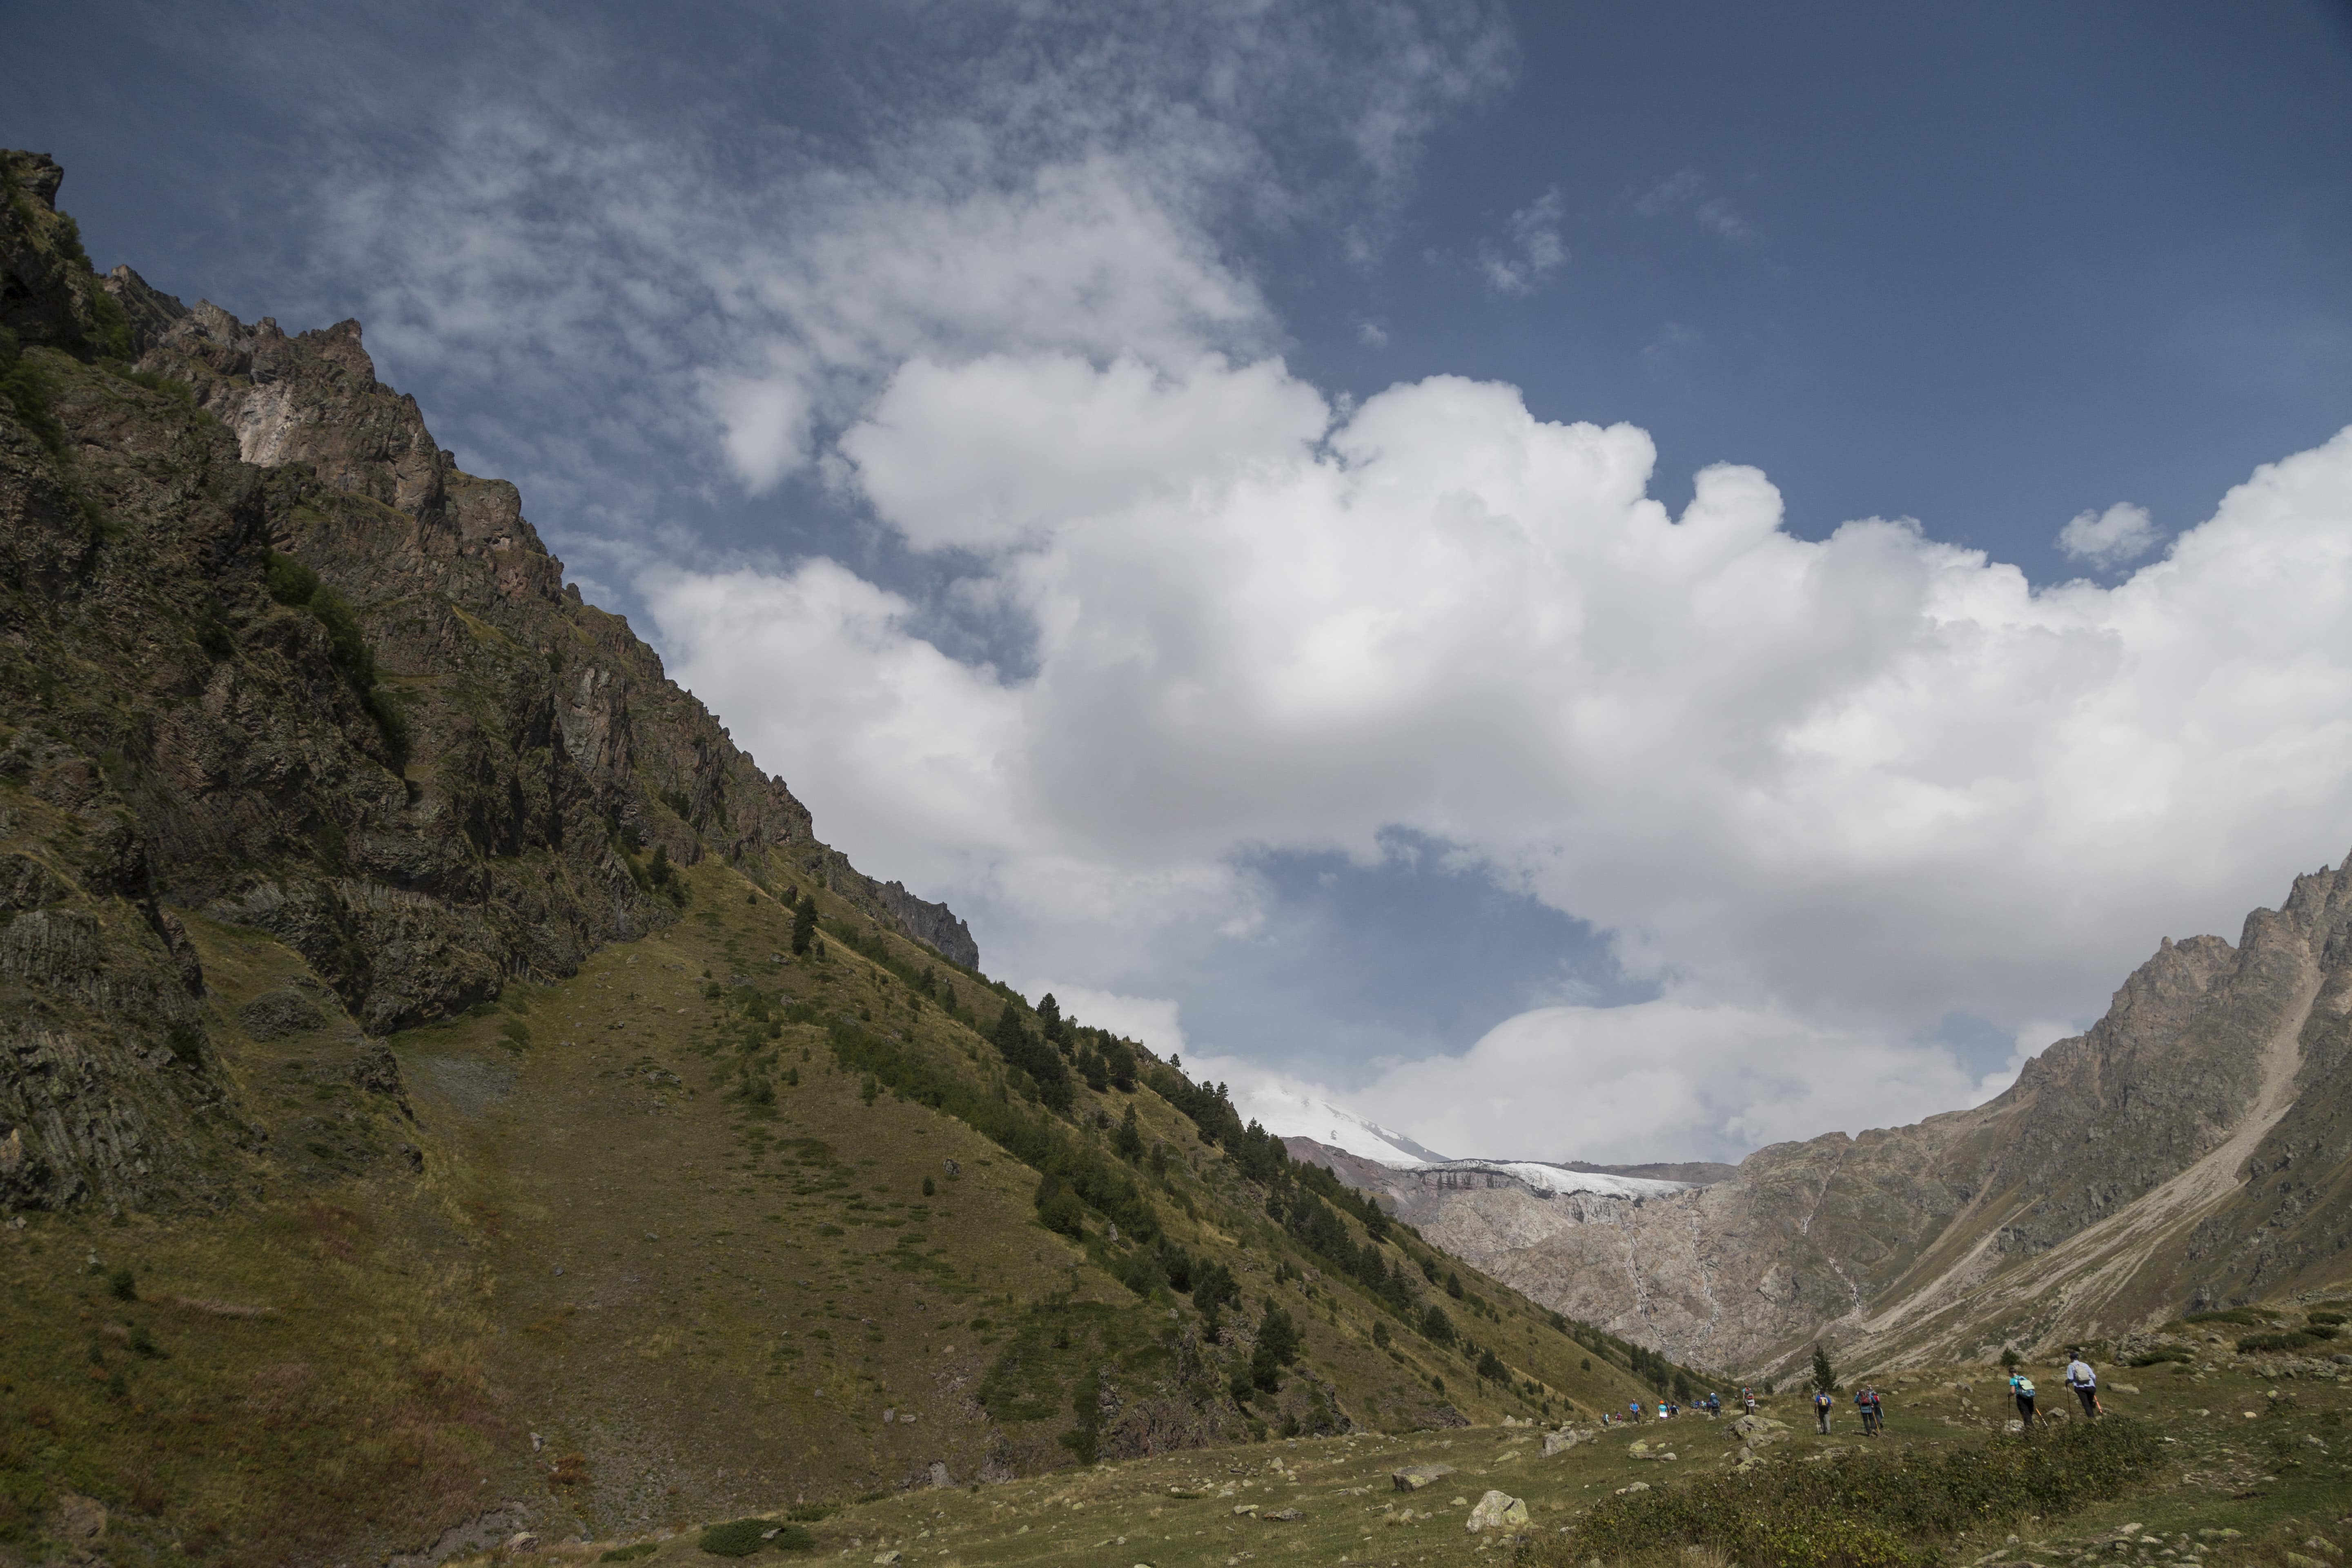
1252,1305,1302,1390
789,893,817,955
1113,1103,1145,1161
1811,1342,1838,1393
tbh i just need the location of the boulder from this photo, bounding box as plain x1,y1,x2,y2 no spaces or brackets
1542,1427,1591,1457
1392,1464,1453,1491
1465,1490,1528,1533
53,1493,106,1548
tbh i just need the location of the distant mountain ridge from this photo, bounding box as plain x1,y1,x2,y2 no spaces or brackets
1294,853,2352,1378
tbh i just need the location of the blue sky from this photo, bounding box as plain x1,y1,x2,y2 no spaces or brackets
13,1,2352,1161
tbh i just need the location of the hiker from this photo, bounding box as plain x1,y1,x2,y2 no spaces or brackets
2064,1352,2102,1418
1855,1385,1878,1436
1867,1385,1886,1434
1742,1386,1757,1415
1813,1386,1833,1434
2010,1370,2037,1427
1629,1401,1643,1424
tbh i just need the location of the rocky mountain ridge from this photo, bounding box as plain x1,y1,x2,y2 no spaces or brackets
2,147,971,1213
1309,855,2352,1378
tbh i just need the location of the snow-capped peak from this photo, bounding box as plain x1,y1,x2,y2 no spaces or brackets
1236,1082,1695,1198
1235,1084,1453,1168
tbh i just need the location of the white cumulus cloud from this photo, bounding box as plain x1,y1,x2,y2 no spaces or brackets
655,357,2352,1157
2057,501,2158,569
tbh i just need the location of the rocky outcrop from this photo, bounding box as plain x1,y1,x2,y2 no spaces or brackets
1,148,976,1212
861,876,980,970
1334,856,2352,1379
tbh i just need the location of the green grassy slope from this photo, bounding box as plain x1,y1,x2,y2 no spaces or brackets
0,851,1683,1566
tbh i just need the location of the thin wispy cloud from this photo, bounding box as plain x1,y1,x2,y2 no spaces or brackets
1478,185,1566,294
1635,166,1755,243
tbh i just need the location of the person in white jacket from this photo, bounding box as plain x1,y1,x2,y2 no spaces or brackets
2063,1353,2102,1418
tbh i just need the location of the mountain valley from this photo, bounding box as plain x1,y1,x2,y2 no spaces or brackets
7,140,2352,1568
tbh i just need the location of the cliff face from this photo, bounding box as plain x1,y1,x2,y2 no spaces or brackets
1,148,971,1215
1318,857,2352,1376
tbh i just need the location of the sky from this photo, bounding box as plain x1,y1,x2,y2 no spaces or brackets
11,0,2352,1164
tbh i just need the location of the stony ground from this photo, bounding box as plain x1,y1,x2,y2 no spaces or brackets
434,1348,2351,1568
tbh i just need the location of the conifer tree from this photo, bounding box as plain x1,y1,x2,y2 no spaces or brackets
790,893,817,955
1811,1342,1838,1393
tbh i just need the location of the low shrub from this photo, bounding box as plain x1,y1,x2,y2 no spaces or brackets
2236,1331,2316,1354
598,1546,657,1564
2185,1307,2272,1326
697,1518,771,1556
1532,1416,2163,1568
2125,1346,2192,1367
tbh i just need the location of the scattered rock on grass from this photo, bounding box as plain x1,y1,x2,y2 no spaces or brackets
1465,1490,1528,1533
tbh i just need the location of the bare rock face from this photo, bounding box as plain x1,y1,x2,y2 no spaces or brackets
1,147,977,1214
1329,857,2352,1378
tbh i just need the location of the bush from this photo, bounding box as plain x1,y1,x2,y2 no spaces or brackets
1034,1174,1085,1238
265,549,321,608
697,1518,773,1556
2236,1331,2315,1354
2125,1346,2192,1367
1531,1417,2163,1568
107,1267,136,1302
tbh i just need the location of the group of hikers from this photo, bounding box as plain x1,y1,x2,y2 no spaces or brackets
1598,1391,1725,1425
2010,1350,2105,1427
1811,1383,1889,1435
1588,1350,2105,1439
